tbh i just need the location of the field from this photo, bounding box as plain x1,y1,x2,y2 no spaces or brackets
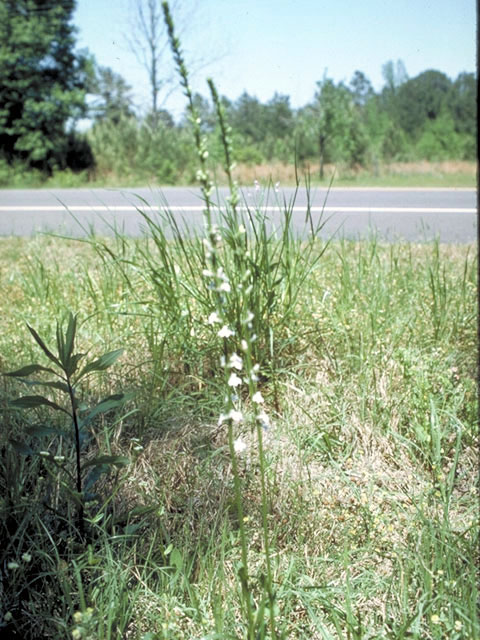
0,194,478,638
0,160,477,190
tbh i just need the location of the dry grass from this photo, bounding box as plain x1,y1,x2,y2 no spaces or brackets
225,160,477,187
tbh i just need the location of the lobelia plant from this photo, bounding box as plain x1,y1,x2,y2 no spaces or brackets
4,312,128,540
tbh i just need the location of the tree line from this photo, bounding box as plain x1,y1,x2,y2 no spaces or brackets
0,0,476,184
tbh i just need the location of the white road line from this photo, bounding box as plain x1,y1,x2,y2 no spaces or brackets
0,205,476,214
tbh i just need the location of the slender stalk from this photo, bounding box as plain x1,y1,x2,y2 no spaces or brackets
207,78,239,215
67,379,84,538
255,421,277,638
227,420,255,640
162,1,213,225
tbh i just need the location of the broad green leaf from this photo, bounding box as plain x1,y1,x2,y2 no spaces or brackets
9,439,35,456
78,349,124,379
3,364,58,378
66,352,85,378
84,464,109,492
79,393,126,426
56,321,66,366
23,379,69,394
25,424,70,438
84,455,129,469
9,395,71,415
65,313,77,362
170,548,183,570
27,325,62,368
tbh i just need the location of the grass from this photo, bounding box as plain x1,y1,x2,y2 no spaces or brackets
0,159,476,190
228,160,477,189
0,219,477,638
0,5,477,636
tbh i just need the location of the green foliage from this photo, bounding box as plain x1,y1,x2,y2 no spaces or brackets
88,64,135,124
0,0,91,174
447,72,477,136
416,113,467,161
4,313,128,539
87,114,194,183
395,70,452,139
0,6,475,188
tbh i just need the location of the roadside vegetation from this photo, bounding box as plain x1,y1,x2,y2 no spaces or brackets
1,201,477,640
0,2,477,189
1,3,478,639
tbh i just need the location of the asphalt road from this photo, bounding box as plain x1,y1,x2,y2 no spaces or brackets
0,186,476,242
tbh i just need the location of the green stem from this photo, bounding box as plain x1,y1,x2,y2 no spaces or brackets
256,420,277,639
227,419,255,640
67,379,84,538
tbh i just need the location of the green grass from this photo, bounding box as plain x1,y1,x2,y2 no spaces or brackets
0,219,477,638
0,5,477,635
314,172,476,189
0,160,476,190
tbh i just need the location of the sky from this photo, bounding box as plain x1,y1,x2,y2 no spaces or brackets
73,0,477,121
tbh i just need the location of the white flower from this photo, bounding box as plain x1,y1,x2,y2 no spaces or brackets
241,339,248,352
256,410,270,429
218,325,234,338
238,224,246,234
229,353,243,370
252,391,264,404
21,553,32,563
250,363,260,382
208,311,221,325
228,409,243,423
7,562,19,570
254,179,260,191
53,456,65,463
218,281,231,293
218,413,229,426
228,372,242,387
274,181,280,193
245,311,254,323
234,438,247,453
39,451,50,458
202,269,214,277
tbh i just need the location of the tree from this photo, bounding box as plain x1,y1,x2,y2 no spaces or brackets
89,65,135,124
349,70,374,108
264,93,294,139
447,72,476,136
0,0,91,173
380,59,408,120
382,59,408,95
126,0,170,125
126,0,215,127
180,92,216,132
312,78,353,178
230,92,267,144
395,70,452,138
415,112,463,160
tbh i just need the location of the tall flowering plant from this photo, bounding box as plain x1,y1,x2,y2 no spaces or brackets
162,3,278,637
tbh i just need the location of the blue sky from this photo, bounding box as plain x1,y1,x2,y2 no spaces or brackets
73,0,477,120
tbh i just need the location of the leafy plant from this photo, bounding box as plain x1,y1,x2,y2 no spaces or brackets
4,312,128,539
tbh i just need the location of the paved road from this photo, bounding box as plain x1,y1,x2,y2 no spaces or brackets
0,186,476,242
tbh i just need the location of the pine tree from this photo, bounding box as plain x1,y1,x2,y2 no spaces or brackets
0,0,91,173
